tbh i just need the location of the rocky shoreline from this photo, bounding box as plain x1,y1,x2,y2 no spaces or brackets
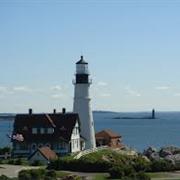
143,146,180,166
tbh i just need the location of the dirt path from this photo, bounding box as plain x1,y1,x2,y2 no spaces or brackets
0,164,41,178
151,171,180,180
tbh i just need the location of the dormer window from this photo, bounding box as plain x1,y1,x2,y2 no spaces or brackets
47,128,54,134
40,128,45,134
32,128,37,134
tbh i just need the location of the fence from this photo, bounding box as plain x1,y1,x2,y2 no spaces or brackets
74,146,108,159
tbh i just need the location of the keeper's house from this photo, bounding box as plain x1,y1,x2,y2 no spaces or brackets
12,108,84,157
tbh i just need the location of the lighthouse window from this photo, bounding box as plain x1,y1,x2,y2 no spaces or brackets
76,74,88,83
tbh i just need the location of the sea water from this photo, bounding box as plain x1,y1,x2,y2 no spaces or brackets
1,112,180,151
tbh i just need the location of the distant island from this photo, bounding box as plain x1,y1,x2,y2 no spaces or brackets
113,116,156,120
0,114,15,120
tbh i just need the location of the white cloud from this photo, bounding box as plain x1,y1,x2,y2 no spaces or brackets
125,87,141,97
0,94,5,99
0,86,14,95
100,93,111,97
174,93,180,97
51,94,64,99
0,86,7,92
97,81,108,86
155,86,170,90
51,85,62,91
13,86,31,92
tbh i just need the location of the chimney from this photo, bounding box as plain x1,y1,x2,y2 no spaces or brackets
62,108,66,114
29,108,32,115
53,109,56,114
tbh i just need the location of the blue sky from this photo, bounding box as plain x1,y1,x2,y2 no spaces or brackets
1,0,180,113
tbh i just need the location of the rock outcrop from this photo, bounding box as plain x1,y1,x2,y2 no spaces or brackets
143,146,180,166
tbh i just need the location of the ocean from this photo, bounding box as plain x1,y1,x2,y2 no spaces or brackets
1,111,180,152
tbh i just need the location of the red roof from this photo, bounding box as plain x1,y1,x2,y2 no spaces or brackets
95,129,121,138
38,147,57,160
29,147,57,161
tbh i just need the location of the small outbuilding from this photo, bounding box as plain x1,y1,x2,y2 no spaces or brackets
28,146,58,165
95,129,123,148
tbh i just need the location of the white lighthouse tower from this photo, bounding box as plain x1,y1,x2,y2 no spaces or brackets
73,56,96,149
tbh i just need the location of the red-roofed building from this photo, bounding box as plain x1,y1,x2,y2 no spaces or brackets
12,109,85,157
28,147,58,165
95,129,123,148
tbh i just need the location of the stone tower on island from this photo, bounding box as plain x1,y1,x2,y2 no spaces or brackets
73,56,96,149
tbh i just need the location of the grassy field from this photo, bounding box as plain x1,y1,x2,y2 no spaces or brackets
90,172,180,180
148,172,180,180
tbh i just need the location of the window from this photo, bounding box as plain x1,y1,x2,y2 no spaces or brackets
59,142,66,150
76,127,79,134
47,128,54,134
40,128,45,134
73,127,78,135
72,140,74,149
77,139,79,148
32,128,37,134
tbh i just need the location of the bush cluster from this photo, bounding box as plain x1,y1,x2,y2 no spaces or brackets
48,157,111,172
109,166,150,180
0,175,17,180
150,159,175,172
18,169,57,180
7,158,28,165
0,147,11,155
30,160,44,166
48,150,152,179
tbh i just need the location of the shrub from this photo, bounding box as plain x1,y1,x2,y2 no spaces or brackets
132,156,151,172
7,159,15,164
0,175,9,180
109,165,136,179
48,157,111,172
30,170,41,180
31,160,43,166
18,169,46,180
150,159,175,172
135,172,151,180
14,158,23,165
0,147,11,155
109,165,125,178
18,169,57,180
45,170,57,180
18,170,31,180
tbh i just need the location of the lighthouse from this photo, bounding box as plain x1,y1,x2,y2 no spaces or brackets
73,56,96,149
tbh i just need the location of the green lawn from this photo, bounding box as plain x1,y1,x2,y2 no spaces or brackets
147,172,180,180
55,170,180,180
92,173,109,180
56,171,70,178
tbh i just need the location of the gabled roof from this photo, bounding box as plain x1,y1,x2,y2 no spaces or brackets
95,129,121,139
29,147,57,161
13,112,80,142
76,56,88,64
